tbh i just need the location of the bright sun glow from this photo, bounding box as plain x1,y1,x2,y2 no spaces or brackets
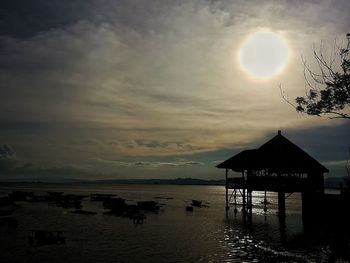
239,31,289,79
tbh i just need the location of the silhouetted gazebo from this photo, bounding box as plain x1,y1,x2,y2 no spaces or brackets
217,130,328,216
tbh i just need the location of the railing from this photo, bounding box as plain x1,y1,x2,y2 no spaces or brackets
226,178,244,189
227,176,322,192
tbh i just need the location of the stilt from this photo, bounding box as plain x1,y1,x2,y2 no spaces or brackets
218,130,328,224
301,191,314,224
251,191,253,213
242,191,246,214
278,191,285,217
234,189,237,213
242,188,246,214
225,169,229,211
247,190,253,213
242,171,246,214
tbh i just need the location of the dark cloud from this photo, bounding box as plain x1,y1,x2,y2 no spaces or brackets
0,0,195,39
0,0,84,38
0,144,15,158
0,145,18,172
0,0,349,180
0,148,94,179
135,140,170,149
278,122,350,163
133,140,197,151
90,157,205,168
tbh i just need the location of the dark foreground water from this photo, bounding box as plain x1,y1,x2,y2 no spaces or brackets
0,184,349,263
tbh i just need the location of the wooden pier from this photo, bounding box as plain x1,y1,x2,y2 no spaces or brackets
217,131,328,218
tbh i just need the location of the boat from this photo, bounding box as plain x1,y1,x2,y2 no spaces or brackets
137,201,160,212
90,193,117,201
0,195,16,218
71,209,97,215
27,194,50,202
0,209,15,217
103,197,126,210
55,199,82,209
47,192,63,197
9,191,31,201
28,230,66,246
191,200,202,207
186,206,194,212
0,196,15,206
132,213,146,224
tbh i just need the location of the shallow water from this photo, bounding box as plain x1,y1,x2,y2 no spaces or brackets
0,184,347,262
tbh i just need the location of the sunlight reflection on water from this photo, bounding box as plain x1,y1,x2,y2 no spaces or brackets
0,184,339,262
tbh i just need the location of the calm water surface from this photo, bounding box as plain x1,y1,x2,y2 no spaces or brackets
0,184,346,262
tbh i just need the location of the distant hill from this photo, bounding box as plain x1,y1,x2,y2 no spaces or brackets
0,177,225,185
324,177,345,189
93,178,225,186
2,176,347,188
0,176,87,183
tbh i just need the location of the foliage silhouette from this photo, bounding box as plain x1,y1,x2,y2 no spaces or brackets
283,34,350,119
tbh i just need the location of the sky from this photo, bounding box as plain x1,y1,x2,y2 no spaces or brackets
0,0,349,181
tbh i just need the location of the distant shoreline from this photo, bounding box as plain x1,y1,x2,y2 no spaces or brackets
0,176,345,189
0,178,226,186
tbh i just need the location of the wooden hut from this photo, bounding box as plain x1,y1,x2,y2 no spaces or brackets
217,130,328,217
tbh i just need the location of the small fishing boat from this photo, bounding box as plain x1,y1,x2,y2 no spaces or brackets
28,230,66,246
0,209,15,217
90,193,117,201
186,206,194,212
132,213,146,224
71,209,97,215
137,201,160,212
191,200,202,207
9,190,31,201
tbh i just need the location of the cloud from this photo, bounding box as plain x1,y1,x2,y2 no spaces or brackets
0,153,92,179
324,160,348,166
0,145,16,158
0,0,349,179
0,145,20,171
89,157,205,168
0,144,94,179
212,160,225,165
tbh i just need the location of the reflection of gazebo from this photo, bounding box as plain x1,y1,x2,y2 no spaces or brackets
217,130,328,216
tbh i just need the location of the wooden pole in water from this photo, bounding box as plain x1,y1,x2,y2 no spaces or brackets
277,171,285,217
225,168,229,211
264,190,267,212
247,190,252,213
234,189,237,213
278,191,285,216
242,171,246,214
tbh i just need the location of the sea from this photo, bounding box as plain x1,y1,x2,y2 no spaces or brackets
0,183,348,263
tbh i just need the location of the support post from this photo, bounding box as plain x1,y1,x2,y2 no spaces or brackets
264,190,267,212
225,168,229,211
247,190,253,213
234,189,237,213
242,171,246,214
278,191,285,217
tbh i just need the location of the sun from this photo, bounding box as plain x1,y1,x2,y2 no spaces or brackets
239,31,290,79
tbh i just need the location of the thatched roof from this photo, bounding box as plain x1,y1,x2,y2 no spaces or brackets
217,131,328,173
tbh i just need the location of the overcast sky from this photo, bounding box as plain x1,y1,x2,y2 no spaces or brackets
0,0,349,180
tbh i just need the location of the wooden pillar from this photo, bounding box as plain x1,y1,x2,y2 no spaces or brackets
301,191,308,223
301,191,314,223
234,189,237,213
247,190,253,213
277,171,285,217
242,171,246,214
225,168,229,211
278,191,285,216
